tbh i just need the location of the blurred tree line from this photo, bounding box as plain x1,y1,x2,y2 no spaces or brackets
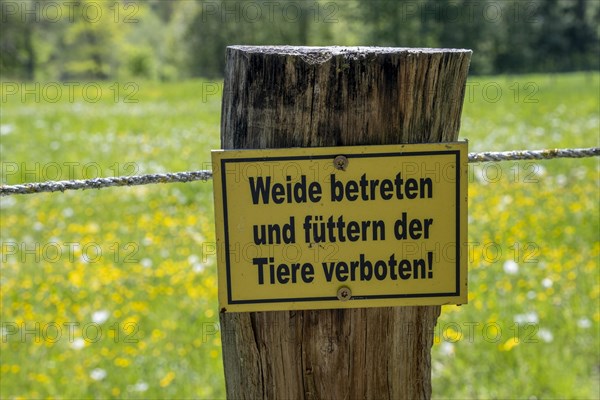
1,0,598,80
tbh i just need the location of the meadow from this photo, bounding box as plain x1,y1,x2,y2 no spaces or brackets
1,73,598,399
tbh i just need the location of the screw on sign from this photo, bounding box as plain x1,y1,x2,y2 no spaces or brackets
333,155,348,171
337,286,352,301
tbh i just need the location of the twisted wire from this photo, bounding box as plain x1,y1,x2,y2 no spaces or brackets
2,147,598,197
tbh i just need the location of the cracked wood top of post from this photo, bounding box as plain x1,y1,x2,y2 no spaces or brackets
227,45,472,64
227,45,472,55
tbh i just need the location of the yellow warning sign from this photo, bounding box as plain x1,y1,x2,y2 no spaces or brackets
212,142,468,312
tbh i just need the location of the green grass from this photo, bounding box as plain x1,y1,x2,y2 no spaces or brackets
1,73,598,399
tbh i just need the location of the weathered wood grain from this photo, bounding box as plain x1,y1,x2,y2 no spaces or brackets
219,46,471,400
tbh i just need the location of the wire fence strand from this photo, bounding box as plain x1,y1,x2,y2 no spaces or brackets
467,147,599,162
1,147,598,197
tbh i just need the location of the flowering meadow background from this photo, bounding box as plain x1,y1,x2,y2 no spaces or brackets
1,73,599,398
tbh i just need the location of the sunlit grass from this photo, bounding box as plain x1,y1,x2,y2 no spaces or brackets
1,73,598,398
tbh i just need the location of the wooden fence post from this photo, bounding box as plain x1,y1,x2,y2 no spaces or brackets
219,46,471,399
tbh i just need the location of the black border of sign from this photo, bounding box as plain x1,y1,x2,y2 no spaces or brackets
220,150,462,305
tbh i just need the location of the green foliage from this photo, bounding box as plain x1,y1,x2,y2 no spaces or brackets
0,73,598,398
60,1,128,79
352,0,600,74
2,0,599,80
185,0,329,78
0,0,36,80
